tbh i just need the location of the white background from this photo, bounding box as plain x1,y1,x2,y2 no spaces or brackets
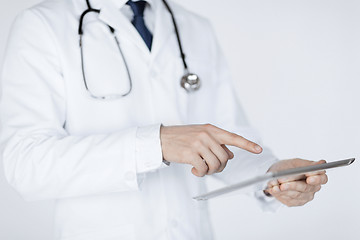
0,0,359,239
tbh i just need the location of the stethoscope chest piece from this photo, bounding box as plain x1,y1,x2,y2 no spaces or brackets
181,73,201,93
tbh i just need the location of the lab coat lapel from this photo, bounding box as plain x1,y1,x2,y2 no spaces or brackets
98,1,151,56
150,1,175,60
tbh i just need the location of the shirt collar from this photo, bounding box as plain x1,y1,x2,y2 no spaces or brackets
81,0,154,10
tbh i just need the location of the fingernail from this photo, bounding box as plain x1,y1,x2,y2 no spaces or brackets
255,145,262,153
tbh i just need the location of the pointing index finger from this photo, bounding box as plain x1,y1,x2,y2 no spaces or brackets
210,126,262,154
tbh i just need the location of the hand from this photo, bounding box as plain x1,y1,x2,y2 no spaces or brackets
265,159,328,207
160,124,263,177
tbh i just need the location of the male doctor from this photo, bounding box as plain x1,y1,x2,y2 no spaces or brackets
0,0,328,239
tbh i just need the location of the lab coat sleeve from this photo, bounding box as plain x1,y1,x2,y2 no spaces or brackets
204,22,282,211
0,10,164,201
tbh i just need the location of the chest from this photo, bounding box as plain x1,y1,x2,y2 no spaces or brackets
48,9,215,135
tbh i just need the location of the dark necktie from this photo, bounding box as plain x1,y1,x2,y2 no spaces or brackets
127,0,153,50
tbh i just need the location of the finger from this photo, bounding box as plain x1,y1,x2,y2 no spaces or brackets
277,174,306,184
268,188,315,207
198,146,221,175
221,144,234,159
191,156,209,177
277,160,327,183
267,179,280,188
210,146,229,173
269,190,294,200
280,181,319,193
268,184,297,197
208,126,262,154
213,148,229,173
267,190,296,206
270,185,281,195
286,192,315,201
304,160,327,176
206,136,231,172
306,174,328,185
268,187,298,201
277,190,303,199
305,170,326,177
217,159,229,173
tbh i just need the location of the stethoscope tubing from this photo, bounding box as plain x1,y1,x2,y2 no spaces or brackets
78,0,197,99
161,0,188,71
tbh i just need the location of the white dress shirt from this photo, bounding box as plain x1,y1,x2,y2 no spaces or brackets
121,0,156,33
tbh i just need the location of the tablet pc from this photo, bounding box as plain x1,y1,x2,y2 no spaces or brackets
193,158,355,201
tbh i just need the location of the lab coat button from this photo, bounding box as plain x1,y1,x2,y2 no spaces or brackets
125,172,136,181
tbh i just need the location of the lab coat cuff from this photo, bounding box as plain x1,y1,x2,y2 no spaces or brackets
135,124,167,174
253,149,282,212
254,189,283,212
252,179,283,212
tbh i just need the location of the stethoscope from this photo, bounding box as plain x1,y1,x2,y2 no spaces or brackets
78,0,201,100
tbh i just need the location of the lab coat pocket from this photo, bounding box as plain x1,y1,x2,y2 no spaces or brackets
61,224,136,240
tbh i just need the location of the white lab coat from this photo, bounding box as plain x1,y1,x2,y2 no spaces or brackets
0,0,279,239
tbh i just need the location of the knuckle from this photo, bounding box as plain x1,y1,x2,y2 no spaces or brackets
198,131,210,139
183,149,194,159
296,191,303,198
289,183,297,191
306,185,315,193
287,182,295,191
280,183,288,191
293,192,302,199
209,161,221,172
286,192,294,198
193,139,203,148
